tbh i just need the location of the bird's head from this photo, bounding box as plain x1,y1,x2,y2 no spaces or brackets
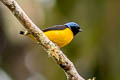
64,22,82,35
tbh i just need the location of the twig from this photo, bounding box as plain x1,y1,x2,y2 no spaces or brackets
0,0,85,80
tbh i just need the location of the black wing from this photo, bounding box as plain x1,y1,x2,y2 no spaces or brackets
42,25,67,32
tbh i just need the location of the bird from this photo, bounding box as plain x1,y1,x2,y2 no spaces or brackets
20,22,82,48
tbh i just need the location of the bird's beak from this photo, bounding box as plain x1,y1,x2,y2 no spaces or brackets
79,29,82,32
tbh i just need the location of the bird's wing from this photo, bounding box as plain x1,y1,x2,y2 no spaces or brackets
42,25,67,32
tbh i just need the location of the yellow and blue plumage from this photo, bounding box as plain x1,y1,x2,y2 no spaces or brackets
20,22,82,48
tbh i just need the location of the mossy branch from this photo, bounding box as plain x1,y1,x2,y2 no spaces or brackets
0,0,85,80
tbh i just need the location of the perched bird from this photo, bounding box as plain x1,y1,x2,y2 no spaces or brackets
20,22,82,48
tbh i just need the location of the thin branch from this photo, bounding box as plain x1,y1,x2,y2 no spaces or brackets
0,0,85,80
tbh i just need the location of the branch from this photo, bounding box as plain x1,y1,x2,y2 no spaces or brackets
0,0,85,80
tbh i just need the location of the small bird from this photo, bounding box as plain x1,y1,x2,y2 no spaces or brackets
20,22,82,48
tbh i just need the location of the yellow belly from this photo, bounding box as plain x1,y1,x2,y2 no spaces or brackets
44,28,73,48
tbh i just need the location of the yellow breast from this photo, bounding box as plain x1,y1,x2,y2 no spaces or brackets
44,28,73,48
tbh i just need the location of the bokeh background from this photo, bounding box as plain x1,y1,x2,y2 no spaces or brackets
0,0,120,80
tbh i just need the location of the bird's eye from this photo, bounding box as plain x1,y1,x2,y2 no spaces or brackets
77,27,80,29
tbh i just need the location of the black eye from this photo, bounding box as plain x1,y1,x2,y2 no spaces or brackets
77,27,80,29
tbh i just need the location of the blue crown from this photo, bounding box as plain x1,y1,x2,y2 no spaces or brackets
64,22,80,29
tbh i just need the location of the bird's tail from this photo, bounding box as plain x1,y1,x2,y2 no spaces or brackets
20,31,29,35
20,31,37,42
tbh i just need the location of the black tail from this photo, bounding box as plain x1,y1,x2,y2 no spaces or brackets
19,31,25,35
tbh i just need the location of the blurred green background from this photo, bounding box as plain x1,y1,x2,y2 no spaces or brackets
0,0,120,80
